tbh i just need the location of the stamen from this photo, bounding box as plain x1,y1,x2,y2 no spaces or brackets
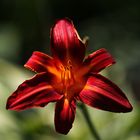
60,60,75,97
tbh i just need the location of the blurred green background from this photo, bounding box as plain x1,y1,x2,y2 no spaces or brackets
0,0,140,140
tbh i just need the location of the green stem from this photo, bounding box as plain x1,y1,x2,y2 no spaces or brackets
79,103,101,140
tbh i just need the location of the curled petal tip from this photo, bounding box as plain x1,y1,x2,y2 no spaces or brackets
6,104,10,110
124,102,133,112
6,96,15,110
6,101,19,111
6,104,17,111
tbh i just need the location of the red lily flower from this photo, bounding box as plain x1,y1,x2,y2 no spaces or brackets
6,18,133,134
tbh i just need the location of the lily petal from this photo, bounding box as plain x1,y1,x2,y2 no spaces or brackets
55,98,76,134
6,73,62,111
51,18,85,66
83,48,115,73
24,51,55,73
78,74,133,112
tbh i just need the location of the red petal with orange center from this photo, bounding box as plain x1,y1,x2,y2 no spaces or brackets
55,98,76,134
24,51,55,73
78,74,133,112
6,73,62,111
83,48,115,73
51,18,85,66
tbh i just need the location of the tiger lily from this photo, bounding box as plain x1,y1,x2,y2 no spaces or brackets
6,18,132,134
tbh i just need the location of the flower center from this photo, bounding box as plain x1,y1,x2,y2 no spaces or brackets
60,61,75,97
